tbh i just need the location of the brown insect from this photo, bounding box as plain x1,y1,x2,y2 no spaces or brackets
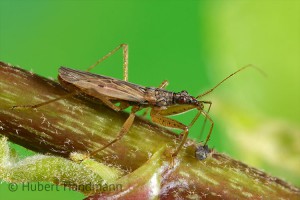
13,44,263,160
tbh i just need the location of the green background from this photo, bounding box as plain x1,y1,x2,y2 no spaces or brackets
1,0,299,199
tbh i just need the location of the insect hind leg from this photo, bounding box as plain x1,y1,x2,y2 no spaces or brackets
86,44,129,81
11,91,78,110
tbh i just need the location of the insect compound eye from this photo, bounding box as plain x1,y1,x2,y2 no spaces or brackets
178,96,186,104
192,98,198,104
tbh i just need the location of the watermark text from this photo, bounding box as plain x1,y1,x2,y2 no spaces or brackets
7,182,122,193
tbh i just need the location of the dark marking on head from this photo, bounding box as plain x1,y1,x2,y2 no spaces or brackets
174,90,198,106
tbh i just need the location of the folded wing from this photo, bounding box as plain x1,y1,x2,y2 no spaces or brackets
58,67,147,103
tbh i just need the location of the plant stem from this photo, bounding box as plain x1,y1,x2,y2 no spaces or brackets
0,61,299,199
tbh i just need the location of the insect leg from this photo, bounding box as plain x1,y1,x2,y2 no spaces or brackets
142,80,169,117
95,95,130,112
158,80,169,89
118,101,131,110
200,110,214,146
150,105,199,157
11,91,78,110
97,97,122,111
176,102,214,146
198,101,212,140
90,106,139,157
86,44,129,81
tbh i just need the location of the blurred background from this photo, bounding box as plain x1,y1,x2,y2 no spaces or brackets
1,0,299,199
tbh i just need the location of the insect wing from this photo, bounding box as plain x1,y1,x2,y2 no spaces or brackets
58,67,146,103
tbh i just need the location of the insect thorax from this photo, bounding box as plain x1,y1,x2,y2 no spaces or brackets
144,87,174,107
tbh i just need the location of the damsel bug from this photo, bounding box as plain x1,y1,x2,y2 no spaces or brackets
12,44,263,160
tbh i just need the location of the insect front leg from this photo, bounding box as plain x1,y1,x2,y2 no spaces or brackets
86,44,129,81
160,103,214,155
200,110,214,146
150,104,198,158
199,101,212,140
90,105,140,157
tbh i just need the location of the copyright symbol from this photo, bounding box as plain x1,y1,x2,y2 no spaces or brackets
8,183,18,192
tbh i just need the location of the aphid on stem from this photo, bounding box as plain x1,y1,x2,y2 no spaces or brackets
12,44,265,161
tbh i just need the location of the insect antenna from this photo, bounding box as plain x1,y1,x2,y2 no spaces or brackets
196,64,266,99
